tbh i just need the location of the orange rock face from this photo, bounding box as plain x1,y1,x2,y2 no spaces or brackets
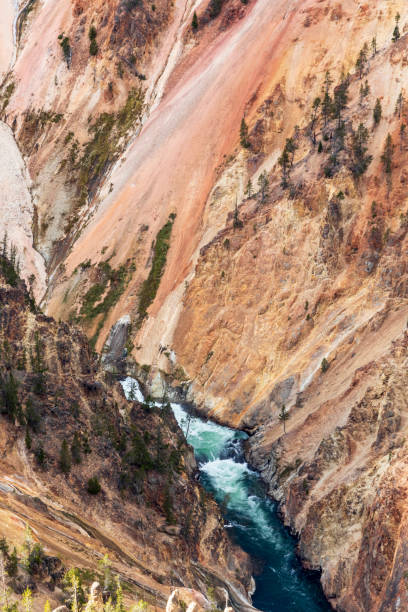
4,0,408,609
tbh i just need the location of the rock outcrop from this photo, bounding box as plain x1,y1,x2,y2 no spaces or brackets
0,259,252,610
3,0,408,610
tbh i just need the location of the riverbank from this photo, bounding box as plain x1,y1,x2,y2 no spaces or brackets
123,376,331,611
170,401,331,612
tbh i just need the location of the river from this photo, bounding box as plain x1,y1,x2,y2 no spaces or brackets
120,378,331,611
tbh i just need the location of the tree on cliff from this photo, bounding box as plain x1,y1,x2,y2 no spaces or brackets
278,147,290,186
240,117,250,148
332,73,349,128
359,80,370,106
245,178,253,197
58,34,71,68
350,123,372,177
381,134,394,176
59,439,71,474
278,137,297,187
321,91,333,127
373,98,382,126
355,44,368,80
89,26,98,56
392,13,401,42
278,404,290,434
192,11,198,31
257,171,269,202
395,92,404,117
310,96,321,144
71,433,82,464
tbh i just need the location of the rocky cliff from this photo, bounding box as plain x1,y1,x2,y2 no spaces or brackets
3,0,408,609
0,256,252,610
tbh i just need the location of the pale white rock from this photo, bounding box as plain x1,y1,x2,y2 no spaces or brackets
0,121,46,301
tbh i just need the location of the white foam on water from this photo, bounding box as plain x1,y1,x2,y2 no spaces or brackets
171,402,238,460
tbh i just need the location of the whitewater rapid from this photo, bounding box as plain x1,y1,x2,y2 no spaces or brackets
120,378,330,611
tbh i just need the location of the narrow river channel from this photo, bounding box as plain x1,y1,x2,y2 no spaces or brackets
121,378,331,611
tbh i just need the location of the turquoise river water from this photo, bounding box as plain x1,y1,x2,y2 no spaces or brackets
120,378,331,612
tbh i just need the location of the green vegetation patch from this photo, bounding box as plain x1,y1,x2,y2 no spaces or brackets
70,88,145,210
76,260,135,348
137,214,175,326
0,80,15,114
18,109,63,152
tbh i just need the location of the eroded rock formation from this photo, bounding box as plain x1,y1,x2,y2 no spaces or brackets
3,0,408,609
0,261,252,609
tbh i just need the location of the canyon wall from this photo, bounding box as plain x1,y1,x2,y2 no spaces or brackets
2,0,408,609
0,260,252,610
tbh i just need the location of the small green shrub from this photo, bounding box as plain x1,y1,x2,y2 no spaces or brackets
89,39,98,56
59,35,71,65
87,477,101,494
321,357,329,373
26,543,44,575
5,548,18,577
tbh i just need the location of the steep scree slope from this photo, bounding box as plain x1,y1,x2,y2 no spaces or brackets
0,260,252,610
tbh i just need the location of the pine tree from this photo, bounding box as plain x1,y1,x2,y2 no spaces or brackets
323,70,333,94
257,171,269,201
355,44,368,79
5,548,18,577
321,91,332,126
310,96,321,143
71,432,81,464
31,331,46,395
278,148,290,187
87,476,101,494
321,357,330,373
192,11,198,30
240,117,250,148
285,137,297,166
373,98,382,125
25,428,32,450
59,439,71,474
333,74,349,128
0,371,19,420
400,123,406,151
35,444,46,467
0,538,8,558
392,14,401,43
278,137,297,187
244,178,253,197
395,92,403,117
350,122,372,177
25,398,40,432
371,36,377,56
1,232,7,259
381,134,394,175
89,25,98,56
278,404,290,434
233,199,243,229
